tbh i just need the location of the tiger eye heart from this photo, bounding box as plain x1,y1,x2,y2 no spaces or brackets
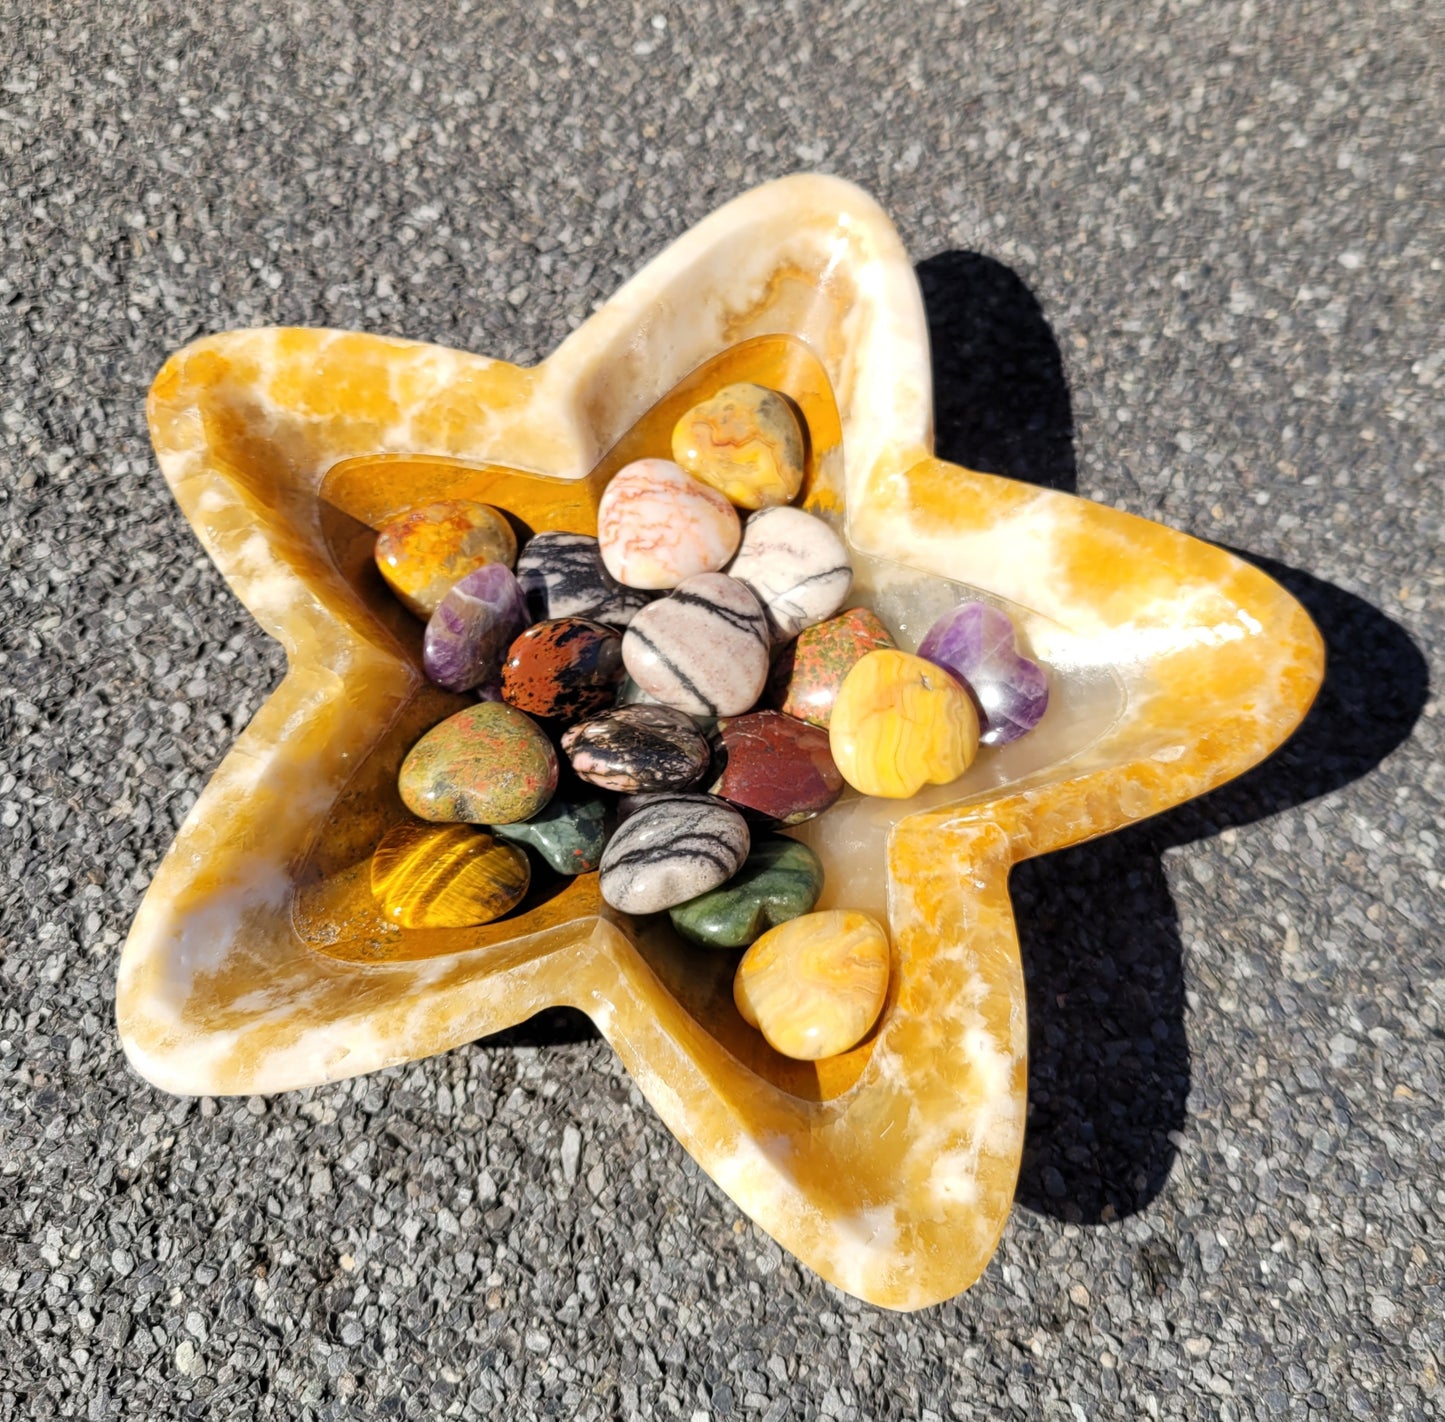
370,822,530,928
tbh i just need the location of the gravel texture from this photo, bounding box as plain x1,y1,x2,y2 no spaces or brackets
2,2,1442,1417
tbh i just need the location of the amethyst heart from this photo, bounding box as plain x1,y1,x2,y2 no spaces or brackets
916,601,1049,746
423,563,530,693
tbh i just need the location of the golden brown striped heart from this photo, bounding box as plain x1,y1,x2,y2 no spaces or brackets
370,822,530,929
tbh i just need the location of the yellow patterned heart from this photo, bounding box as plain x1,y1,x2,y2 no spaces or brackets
829,649,981,798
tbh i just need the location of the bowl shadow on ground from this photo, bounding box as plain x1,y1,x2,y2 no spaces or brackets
478,252,1428,1228
918,249,1429,1223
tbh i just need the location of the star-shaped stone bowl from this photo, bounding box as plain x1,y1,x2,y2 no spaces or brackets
118,175,1323,1311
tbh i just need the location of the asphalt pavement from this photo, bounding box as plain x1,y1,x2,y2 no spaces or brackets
1,1,1441,1417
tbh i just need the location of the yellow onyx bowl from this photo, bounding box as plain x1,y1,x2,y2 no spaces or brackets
117,174,1323,1312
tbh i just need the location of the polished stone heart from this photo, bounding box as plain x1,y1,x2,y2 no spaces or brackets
501,616,624,721
492,797,610,876
669,837,823,949
514,530,651,627
597,458,740,590
829,649,979,799
598,792,749,914
916,601,1050,746
370,822,530,928
670,382,805,511
423,562,530,693
621,573,769,717
709,710,842,825
733,908,890,1061
399,703,557,825
725,505,852,643
767,607,895,729
562,704,711,794
374,499,517,619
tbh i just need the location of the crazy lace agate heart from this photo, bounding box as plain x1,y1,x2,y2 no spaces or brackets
829,649,979,799
733,909,890,1061
916,601,1050,746
374,499,517,619
670,382,805,511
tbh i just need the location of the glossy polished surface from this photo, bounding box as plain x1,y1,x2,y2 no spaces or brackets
726,505,852,644
598,792,749,914
374,499,516,619
120,174,1324,1311
598,458,740,589
734,909,891,1061
398,702,558,825
917,600,1049,746
670,837,825,950
829,649,981,799
671,382,805,510
422,562,529,693
710,711,843,825
769,607,896,728
621,573,770,718
562,704,711,793
371,822,530,929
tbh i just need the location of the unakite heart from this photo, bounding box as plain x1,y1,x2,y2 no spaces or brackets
398,703,557,825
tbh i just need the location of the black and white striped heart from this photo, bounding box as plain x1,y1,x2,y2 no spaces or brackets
515,531,651,627
621,573,769,717
598,793,750,914
726,505,852,643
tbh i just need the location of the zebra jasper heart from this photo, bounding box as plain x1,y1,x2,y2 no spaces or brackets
514,531,651,627
725,505,852,644
597,792,749,915
621,573,769,717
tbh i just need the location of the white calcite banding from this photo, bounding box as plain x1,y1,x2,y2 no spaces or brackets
597,458,741,590
726,505,852,644
120,173,1322,1314
621,573,770,717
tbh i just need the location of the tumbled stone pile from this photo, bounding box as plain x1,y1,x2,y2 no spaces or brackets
366,381,1048,1061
